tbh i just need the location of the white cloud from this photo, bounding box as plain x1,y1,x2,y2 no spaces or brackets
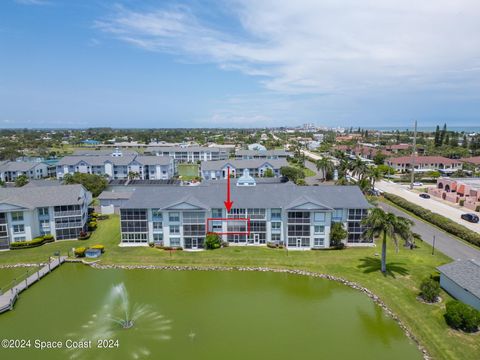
97,1,480,95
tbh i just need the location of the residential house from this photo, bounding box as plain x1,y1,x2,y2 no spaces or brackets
200,159,288,180
386,156,462,173
0,184,92,249
438,260,480,311
429,178,480,211
0,161,49,182
144,146,228,162
119,176,371,249
56,154,174,180
235,149,290,160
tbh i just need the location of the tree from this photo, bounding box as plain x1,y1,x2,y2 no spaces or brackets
366,166,383,190
434,125,441,147
15,174,29,187
362,208,414,273
63,173,108,197
350,157,368,180
280,166,305,183
315,158,334,181
373,151,387,165
205,232,221,250
263,168,274,178
128,171,140,180
330,222,347,249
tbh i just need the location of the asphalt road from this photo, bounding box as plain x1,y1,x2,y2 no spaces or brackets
304,160,325,185
379,202,480,261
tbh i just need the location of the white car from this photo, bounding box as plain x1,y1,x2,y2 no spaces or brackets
412,182,423,186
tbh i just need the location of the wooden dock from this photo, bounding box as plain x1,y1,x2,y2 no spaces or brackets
0,256,67,314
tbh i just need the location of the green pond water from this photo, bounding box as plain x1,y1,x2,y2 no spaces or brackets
0,264,422,360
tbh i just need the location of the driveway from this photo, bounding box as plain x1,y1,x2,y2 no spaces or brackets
304,160,325,185
376,180,480,233
378,202,480,261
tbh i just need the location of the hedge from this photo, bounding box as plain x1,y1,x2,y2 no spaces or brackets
444,300,480,333
384,193,480,247
10,235,55,249
91,244,105,253
74,247,87,257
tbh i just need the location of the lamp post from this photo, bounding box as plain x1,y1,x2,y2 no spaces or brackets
432,235,436,255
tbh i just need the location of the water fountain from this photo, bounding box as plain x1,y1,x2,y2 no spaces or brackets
66,283,172,360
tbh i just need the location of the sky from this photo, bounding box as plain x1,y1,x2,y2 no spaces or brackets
1,0,480,128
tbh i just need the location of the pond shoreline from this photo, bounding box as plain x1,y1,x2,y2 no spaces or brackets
83,262,431,360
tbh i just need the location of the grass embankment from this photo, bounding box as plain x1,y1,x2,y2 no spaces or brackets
0,215,478,359
0,266,41,294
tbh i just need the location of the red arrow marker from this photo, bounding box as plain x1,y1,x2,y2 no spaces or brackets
224,166,234,212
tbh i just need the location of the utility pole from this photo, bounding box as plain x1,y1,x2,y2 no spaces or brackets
410,120,417,190
432,235,436,255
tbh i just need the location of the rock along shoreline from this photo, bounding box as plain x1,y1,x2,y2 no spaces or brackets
84,262,431,360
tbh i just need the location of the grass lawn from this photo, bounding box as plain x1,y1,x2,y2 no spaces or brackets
0,266,41,294
177,163,199,180
303,167,316,177
0,215,478,359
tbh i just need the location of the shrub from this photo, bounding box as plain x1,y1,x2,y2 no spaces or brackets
78,231,90,240
91,244,105,253
459,199,465,206
444,300,480,333
88,221,97,231
74,247,87,258
419,277,440,303
10,235,55,249
384,193,480,247
221,241,229,248
476,205,480,212
205,232,221,250
267,242,278,249
97,214,109,220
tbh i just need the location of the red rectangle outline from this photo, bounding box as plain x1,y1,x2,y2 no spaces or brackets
206,217,251,235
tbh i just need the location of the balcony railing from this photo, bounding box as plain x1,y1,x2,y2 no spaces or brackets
54,211,82,217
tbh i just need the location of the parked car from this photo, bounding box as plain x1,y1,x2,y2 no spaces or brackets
419,193,430,199
461,213,479,223
412,182,423,186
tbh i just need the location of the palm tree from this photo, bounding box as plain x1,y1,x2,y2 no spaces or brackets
362,208,414,273
316,158,334,181
350,156,368,180
366,166,383,190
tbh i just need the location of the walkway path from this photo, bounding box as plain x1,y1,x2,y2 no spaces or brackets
0,256,66,314
304,160,325,185
379,202,480,261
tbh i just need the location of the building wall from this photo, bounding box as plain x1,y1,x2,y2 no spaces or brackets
440,274,480,311
119,207,370,249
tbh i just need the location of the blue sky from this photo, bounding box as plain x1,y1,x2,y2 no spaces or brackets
1,0,480,128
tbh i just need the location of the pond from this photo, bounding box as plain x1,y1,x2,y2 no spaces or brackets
0,265,421,360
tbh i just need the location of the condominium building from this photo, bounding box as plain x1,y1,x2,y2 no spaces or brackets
200,159,288,180
386,156,462,173
119,173,371,250
235,149,290,160
0,184,92,249
0,161,49,182
56,155,174,180
145,146,228,162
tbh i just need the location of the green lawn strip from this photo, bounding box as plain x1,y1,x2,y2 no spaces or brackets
377,197,480,251
0,266,41,293
0,216,478,359
177,163,199,179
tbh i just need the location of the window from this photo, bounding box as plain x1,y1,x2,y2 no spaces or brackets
153,233,163,242
271,208,282,220
13,224,25,234
183,212,205,224
314,212,325,222
271,222,281,232
169,212,180,222
271,233,281,242
212,208,223,218
169,225,180,235
333,209,343,221
153,222,163,231
170,237,181,247
287,211,310,223
314,225,325,234
314,238,325,247
152,209,162,219
247,208,266,220
38,207,49,216
11,211,24,222
14,236,26,242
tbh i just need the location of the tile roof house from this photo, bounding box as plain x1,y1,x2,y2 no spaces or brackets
386,156,462,173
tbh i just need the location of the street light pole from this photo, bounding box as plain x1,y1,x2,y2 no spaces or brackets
410,120,417,190
432,235,436,255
